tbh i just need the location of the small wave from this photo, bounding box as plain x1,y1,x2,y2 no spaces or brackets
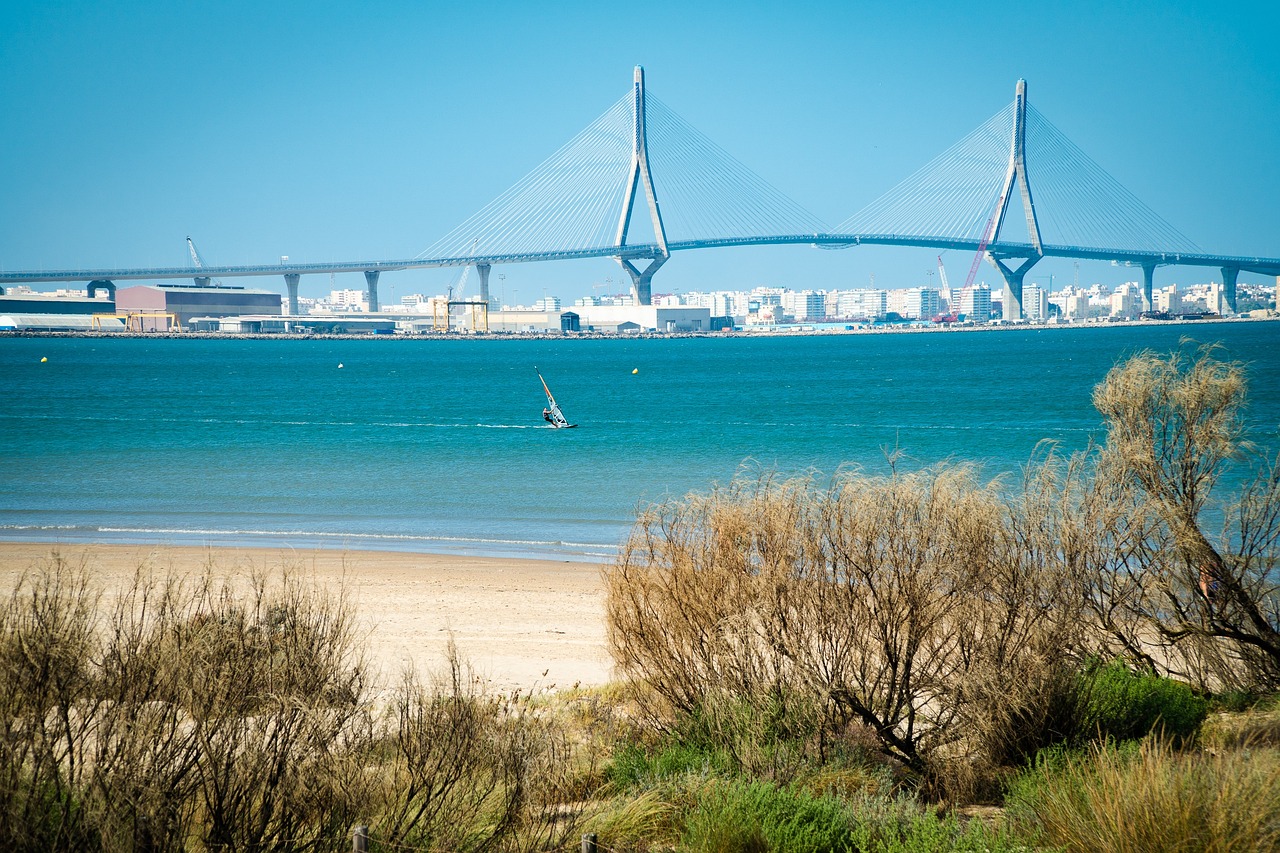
93,525,609,550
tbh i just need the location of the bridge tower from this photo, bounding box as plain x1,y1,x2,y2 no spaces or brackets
614,66,669,306
987,79,1043,321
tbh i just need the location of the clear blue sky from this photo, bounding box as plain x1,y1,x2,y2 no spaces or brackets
2,0,1276,303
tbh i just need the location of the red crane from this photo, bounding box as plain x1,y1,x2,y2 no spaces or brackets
963,211,998,290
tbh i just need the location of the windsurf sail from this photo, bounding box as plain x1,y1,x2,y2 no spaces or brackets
536,367,576,429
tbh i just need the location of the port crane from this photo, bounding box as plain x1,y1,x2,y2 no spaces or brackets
186,237,222,287
934,253,958,323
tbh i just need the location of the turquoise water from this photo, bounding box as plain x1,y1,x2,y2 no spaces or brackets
2,323,1277,561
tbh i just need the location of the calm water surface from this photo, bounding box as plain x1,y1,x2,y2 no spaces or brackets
2,322,1277,561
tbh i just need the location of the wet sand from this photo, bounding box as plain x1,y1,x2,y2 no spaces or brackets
0,542,612,693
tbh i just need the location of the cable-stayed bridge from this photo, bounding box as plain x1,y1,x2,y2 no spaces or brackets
3,67,1277,319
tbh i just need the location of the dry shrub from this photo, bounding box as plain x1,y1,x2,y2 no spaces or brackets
1090,343,1280,691
605,464,1086,785
0,554,100,851
1,553,583,853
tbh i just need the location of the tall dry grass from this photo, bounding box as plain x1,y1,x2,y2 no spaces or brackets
1008,739,1280,852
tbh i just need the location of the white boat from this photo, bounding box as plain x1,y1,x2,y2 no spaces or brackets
536,368,576,429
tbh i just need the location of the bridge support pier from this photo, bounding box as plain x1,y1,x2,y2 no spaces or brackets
476,263,492,306
618,256,666,306
284,274,300,316
1141,263,1156,314
364,270,380,313
1219,266,1238,314
991,256,1038,321
87,280,116,300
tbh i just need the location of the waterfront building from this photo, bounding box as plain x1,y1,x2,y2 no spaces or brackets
1022,284,1048,321
958,284,991,323
328,289,368,311
786,290,827,321
116,283,282,327
1109,282,1140,319
891,287,941,320
0,290,121,331
835,289,887,320
1208,282,1230,315
1155,285,1181,314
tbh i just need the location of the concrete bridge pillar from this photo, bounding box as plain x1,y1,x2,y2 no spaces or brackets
284,274,300,316
618,256,666,306
991,256,1038,321
87,280,116,300
476,263,492,306
1141,263,1156,314
364,270,380,313
1219,266,1238,314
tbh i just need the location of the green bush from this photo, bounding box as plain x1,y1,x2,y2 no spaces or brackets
606,740,734,790
1074,659,1209,744
681,779,856,853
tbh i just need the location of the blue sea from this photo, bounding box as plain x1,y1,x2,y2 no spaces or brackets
2,322,1277,562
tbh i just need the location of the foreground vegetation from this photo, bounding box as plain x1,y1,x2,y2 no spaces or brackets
3,343,1279,851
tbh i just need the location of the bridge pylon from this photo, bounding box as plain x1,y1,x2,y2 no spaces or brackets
614,66,668,306
987,79,1044,321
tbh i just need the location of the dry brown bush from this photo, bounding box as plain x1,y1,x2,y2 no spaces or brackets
1090,344,1280,691
0,555,101,850
605,464,1087,785
373,644,584,853
1,554,582,853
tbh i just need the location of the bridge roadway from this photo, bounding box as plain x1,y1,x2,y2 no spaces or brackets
3,234,1279,286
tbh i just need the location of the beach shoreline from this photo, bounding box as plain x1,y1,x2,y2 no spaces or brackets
0,541,613,694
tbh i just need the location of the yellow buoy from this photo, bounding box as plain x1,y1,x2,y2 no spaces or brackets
40,357,47,363
632,368,638,374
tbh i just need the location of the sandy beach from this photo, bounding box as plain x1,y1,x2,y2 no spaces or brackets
0,541,612,693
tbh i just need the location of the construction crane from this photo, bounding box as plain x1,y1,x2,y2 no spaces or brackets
962,212,998,292
186,237,222,287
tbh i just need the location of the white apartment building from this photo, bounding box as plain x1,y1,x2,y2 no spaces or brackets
1022,284,1049,321
1110,282,1140,319
835,289,887,320
1155,285,1181,314
892,287,941,320
785,290,827,321
328,289,368,311
958,284,991,323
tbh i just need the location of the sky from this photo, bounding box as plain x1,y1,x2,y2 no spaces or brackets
2,0,1277,304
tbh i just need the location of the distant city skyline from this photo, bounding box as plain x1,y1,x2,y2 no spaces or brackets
2,0,1277,304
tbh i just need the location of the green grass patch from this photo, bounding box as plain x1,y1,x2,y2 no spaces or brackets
681,778,1021,853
